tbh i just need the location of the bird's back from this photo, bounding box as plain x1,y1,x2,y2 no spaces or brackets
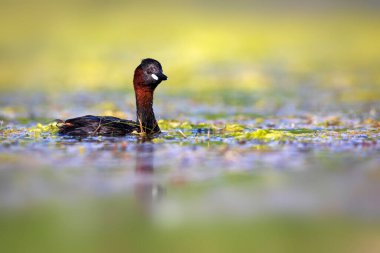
58,115,138,137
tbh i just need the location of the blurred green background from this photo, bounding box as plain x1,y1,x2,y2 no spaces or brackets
1,0,380,103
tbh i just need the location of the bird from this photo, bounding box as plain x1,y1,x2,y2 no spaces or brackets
57,58,167,136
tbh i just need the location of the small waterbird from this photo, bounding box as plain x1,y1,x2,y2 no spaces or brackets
58,58,167,136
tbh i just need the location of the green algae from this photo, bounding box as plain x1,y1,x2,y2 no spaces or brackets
223,123,245,133
3,118,379,149
158,120,193,131
234,129,290,142
28,123,60,137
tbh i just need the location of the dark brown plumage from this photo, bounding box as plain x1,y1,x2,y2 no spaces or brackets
58,58,167,136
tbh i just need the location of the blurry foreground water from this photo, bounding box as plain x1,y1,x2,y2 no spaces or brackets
0,91,380,253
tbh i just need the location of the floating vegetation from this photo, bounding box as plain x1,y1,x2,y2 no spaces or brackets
157,120,193,130
28,122,60,136
1,115,378,151
234,129,290,142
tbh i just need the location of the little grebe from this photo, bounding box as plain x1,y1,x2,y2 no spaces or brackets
58,58,167,136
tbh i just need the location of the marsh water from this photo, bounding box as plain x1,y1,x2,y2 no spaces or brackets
1,89,380,253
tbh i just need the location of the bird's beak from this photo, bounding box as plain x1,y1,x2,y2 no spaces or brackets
159,73,168,81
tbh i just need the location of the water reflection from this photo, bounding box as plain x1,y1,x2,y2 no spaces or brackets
134,142,164,215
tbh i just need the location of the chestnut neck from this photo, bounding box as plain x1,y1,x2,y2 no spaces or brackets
133,69,160,134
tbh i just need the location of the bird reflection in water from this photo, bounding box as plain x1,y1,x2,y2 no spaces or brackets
134,142,165,214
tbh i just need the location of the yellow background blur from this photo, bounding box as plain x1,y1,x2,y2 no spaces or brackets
1,0,379,102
